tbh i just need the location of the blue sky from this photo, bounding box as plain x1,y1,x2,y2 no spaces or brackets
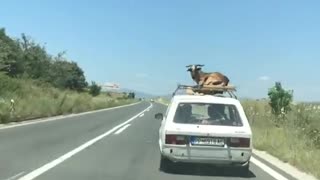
1,0,320,101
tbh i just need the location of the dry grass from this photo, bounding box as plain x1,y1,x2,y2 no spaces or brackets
243,99,320,178
0,74,137,123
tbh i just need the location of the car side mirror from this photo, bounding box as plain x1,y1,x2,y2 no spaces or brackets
155,113,164,120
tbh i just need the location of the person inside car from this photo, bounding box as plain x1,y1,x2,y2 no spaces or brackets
202,104,228,125
174,104,193,123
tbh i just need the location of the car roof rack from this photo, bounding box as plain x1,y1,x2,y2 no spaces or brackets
172,84,238,99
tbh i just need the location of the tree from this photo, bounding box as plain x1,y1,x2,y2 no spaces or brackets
18,33,52,79
48,60,87,91
268,82,293,120
128,92,135,99
0,28,24,77
0,28,89,91
89,81,101,96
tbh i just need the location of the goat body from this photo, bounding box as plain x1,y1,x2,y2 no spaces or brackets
199,71,229,86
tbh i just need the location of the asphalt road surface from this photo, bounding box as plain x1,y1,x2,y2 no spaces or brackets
0,102,296,180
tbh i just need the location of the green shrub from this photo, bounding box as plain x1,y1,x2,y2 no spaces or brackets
89,81,101,97
267,82,293,124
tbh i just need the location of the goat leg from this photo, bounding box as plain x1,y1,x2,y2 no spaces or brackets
197,84,202,90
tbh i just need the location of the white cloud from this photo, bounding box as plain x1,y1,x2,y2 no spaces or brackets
135,73,148,78
258,76,270,81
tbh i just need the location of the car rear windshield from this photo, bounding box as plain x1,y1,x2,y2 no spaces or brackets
173,103,243,126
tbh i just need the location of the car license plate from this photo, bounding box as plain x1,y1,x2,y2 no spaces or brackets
191,137,225,146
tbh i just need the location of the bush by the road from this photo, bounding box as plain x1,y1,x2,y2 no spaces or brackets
0,74,136,124
267,82,293,125
89,81,102,97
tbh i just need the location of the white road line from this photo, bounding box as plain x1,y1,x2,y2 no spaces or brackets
139,113,144,117
253,149,317,180
114,124,131,135
18,103,152,180
251,157,289,180
3,172,25,180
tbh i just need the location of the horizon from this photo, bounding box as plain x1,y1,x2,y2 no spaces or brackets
1,0,320,101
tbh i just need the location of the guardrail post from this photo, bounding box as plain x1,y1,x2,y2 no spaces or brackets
10,99,15,115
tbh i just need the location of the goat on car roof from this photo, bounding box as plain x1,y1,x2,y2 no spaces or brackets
186,64,230,87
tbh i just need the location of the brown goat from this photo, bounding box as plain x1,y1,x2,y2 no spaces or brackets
186,64,229,87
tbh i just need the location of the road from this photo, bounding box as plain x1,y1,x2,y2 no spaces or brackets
0,102,296,180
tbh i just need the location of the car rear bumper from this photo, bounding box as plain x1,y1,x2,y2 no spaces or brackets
161,146,251,167
164,156,250,167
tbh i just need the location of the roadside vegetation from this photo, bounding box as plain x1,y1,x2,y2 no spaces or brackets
242,82,320,178
0,28,136,124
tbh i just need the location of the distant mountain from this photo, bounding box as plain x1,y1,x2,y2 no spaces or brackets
159,94,172,99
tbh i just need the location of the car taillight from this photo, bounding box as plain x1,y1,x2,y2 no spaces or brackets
165,135,187,145
229,137,250,147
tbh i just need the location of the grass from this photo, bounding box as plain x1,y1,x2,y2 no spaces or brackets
252,126,320,177
0,74,137,124
242,99,320,178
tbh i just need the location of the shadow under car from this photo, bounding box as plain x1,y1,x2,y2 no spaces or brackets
159,162,256,178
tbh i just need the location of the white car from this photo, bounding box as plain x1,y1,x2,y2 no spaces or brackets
155,94,252,174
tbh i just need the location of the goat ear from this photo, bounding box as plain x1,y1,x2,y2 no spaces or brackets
187,68,192,72
196,67,202,70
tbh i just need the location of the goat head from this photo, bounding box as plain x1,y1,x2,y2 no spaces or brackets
186,64,204,71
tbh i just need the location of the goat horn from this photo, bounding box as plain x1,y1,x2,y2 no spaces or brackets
186,65,192,68
195,64,204,67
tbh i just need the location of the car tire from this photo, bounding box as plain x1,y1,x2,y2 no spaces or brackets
160,155,173,173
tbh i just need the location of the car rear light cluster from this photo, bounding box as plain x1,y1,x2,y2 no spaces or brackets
228,137,250,147
165,135,187,145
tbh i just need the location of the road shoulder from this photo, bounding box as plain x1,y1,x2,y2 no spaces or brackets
253,149,317,180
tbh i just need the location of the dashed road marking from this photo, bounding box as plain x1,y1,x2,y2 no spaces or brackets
18,103,152,180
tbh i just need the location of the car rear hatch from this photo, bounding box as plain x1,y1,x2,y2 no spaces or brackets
165,124,251,160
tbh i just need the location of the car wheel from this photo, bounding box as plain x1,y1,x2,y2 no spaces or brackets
160,155,173,173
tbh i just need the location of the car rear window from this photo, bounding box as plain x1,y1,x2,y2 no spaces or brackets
173,103,243,126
